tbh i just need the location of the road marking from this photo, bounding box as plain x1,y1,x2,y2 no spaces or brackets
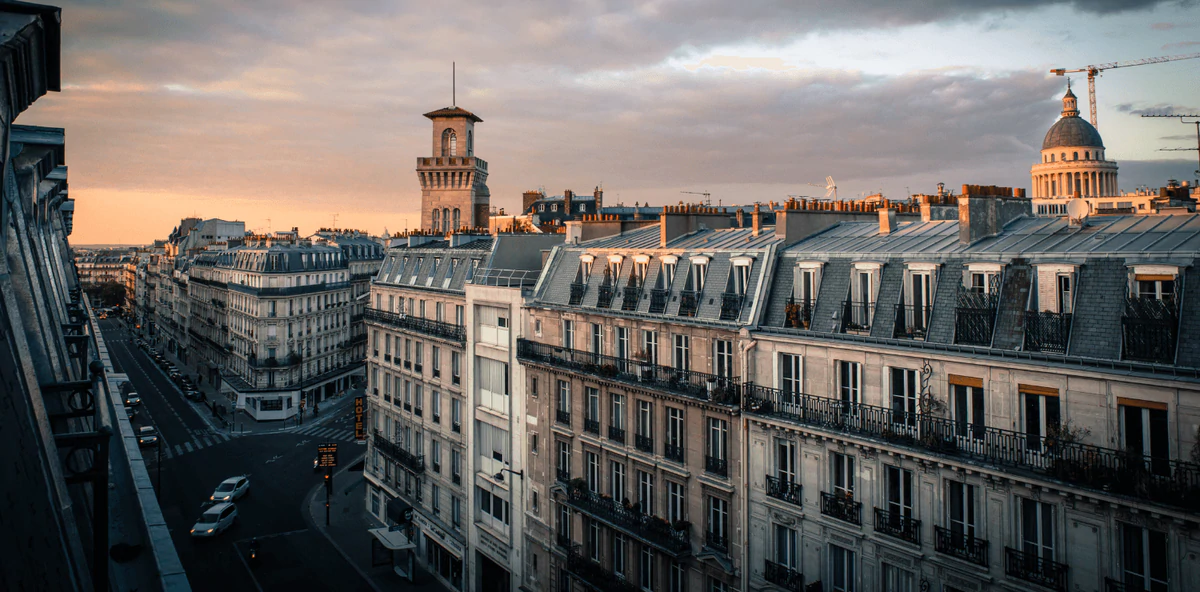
265,455,283,464
174,444,184,456
184,441,194,453
296,439,310,447
161,446,173,460
199,436,213,448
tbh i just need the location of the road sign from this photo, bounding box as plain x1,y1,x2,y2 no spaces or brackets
317,442,339,468
354,396,365,441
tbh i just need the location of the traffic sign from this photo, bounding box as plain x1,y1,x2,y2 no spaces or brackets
354,396,365,441
317,442,339,468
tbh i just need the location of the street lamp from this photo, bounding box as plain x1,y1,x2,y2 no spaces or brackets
494,467,524,483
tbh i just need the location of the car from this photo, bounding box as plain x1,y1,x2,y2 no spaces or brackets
137,426,158,447
183,389,203,401
313,456,320,471
124,393,141,406
190,502,237,538
209,476,250,502
124,405,138,419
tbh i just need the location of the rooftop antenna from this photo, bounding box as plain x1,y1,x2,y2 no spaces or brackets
332,213,339,229
1141,113,1200,179
807,176,838,200
452,62,456,107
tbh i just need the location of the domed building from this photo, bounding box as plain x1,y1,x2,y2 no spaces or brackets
1030,86,1119,200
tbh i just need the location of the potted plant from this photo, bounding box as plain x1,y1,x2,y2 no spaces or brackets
705,377,718,396
600,364,618,377
672,519,691,532
569,477,588,495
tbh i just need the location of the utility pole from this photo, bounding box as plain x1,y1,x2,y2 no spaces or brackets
1141,114,1200,178
325,467,333,526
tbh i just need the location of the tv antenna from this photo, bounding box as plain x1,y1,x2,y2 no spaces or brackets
1142,114,1200,178
807,176,838,200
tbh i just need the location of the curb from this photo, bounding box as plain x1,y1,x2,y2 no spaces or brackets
302,453,384,592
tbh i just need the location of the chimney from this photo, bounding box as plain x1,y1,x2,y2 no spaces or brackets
879,208,896,234
522,190,543,214
594,186,603,212
752,203,762,236
563,190,574,217
736,208,745,228
958,184,1032,245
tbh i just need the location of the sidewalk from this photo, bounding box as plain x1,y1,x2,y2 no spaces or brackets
308,461,452,592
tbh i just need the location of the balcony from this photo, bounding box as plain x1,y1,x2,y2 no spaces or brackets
1024,310,1072,354
621,283,640,311
1122,296,1178,363
743,383,1200,513
677,290,698,317
934,526,988,567
873,508,920,545
784,297,812,329
517,339,742,405
955,290,998,346
704,530,728,553
841,300,874,333
556,409,571,427
635,434,654,454
584,418,600,435
766,475,802,506
819,492,861,526
1104,577,1152,592
560,485,691,556
372,430,426,474
764,560,803,592
228,280,350,297
720,292,744,321
1005,547,1068,592
597,283,616,309
705,455,728,477
364,308,465,343
608,425,626,444
569,282,586,306
565,546,639,592
893,304,932,340
664,443,684,463
557,467,571,484
649,288,668,314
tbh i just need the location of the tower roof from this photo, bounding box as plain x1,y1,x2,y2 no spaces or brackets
1042,87,1103,150
423,106,482,123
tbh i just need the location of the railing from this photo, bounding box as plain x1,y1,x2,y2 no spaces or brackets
678,290,699,317
1104,577,1150,592
373,430,426,474
873,507,921,545
955,290,998,346
584,418,600,435
764,560,803,592
766,475,802,506
365,308,465,343
635,434,654,453
934,526,988,567
1122,296,1178,363
649,289,669,314
1025,311,1072,354
621,284,640,311
228,280,350,297
1005,547,1068,592
557,467,571,484
608,425,626,444
471,268,541,288
720,292,744,321
841,300,874,333
569,282,586,306
565,545,639,592
561,486,691,555
517,339,743,405
893,304,932,340
705,455,728,477
664,443,684,463
819,492,861,525
556,409,571,426
705,530,728,553
743,382,1200,512
597,283,616,309
785,297,813,329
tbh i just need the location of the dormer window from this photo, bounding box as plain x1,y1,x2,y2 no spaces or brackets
551,204,558,212
633,255,649,285
795,262,823,304
579,255,595,283
538,204,545,212
579,203,586,213
845,262,882,333
1130,266,1178,302
899,263,938,340
730,257,753,296
689,257,710,292
607,255,623,281
661,256,678,289
965,264,1002,295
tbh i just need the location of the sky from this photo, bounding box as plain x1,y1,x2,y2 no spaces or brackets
23,0,1200,245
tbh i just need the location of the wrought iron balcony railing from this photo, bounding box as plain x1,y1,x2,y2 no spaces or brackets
649,289,669,314
841,300,874,333
819,492,861,525
873,507,921,545
365,308,465,343
608,425,626,444
569,282,586,306
565,545,639,592
584,418,600,435
1005,547,1069,592
597,283,616,309
1122,296,1178,363
678,290,699,317
766,475,802,506
893,304,932,340
621,284,641,311
635,434,654,453
720,292,744,321
784,297,813,329
556,409,571,427
764,560,803,592
705,530,729,553
705,455,728,477
934,526,988,567
1104,577,1151,592
517,339,742,405
955,290,998,346
372,430,426,474
664,443,684,463
560,485,691,555
743,382,1200,512
1024,310,1072,354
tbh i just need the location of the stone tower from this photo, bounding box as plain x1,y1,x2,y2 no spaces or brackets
417,106,490,232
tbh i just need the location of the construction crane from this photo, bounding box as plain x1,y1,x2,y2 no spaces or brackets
680,190,712,206
1051,52,1200,128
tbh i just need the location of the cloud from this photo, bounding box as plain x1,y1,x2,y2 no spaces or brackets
1162,40,1200,49
1116,102,1200,116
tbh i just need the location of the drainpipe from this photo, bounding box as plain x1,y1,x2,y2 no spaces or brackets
738,332,757,592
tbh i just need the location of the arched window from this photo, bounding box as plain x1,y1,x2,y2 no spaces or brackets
432,209,440,230
1072,152,1078,161
453,208,461,230
441,128,457,157
1084,151,1090,160
442,208,450,233
1050,154,1055,163
467,130,473,156
1061,153,1066,161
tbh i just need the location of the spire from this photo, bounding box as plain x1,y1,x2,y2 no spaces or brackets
1061,83,1079,118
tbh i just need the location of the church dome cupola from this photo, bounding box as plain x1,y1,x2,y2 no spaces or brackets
1042,86,1104,150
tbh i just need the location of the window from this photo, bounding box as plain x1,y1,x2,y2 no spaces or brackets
451,351,461,384
663,259,677,288
732,260,751,295
586,387,600,429
774,437,797,483
611,393,626,431
637,470,654,515
829,544,856,592
562,320,575,349
637,400,653,438
616,327,630,363
884,465,914,524
1057,273,1073,313
639,546,654,591
903,268,934,333
558,440,571,477
779,353,802,396
477,358,510,413
641,330,659,365
611,461,626,501
1135,274,1176,301
707,496,729,549
431,439,441,473
669,561,685,592
1120,401,1169,471
774,523,798,569
796,265,820,304
882,563,915,592
673,334,689,371
666,407,684,460
476,421,510,477
946,481,976,538
557,503,571,541
667,480,684,522
432,346,440,378
586,451,599,492
952,380,985,442
969,269,1000,294
531,433,538,454
691,260,708,291
612,535,627,577
456,304,464,325
1120,523,1168,591
831,452,855,498
451,398,462,431
890,367,918,432
476,485,510,529
432,484,441,514
452,496,461,527
557,380,571,417
707,417,727,463
587,519,600,560
532,489,539,514
442,128,457,157
1021,387,1060,453
590,323,603,355
713,339,732,378
478,306,509,346
838,361,862,407
1020,497,1056,562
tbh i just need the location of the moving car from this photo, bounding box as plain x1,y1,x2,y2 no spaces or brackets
137,426,158,447
190,502,237,537
209,476,250,502
124,392,141,406
313,456,320,471
124,405,138,419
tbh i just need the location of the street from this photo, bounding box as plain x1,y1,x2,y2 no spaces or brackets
100,319,375,592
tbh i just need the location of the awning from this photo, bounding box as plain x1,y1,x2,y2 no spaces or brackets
369,526,415,551
387,498,414,525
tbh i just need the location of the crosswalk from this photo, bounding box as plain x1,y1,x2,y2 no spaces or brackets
294,424,360,443
150,429,234,461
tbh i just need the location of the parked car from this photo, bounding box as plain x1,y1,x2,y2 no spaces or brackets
124,405,138,419
191,502,237,538
183,389,203,401
210,476,250,502
124,392,141,406
137,426,158,447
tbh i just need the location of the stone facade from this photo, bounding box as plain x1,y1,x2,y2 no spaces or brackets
417,107,490,232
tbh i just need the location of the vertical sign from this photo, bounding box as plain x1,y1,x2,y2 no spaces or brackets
354,395,365,441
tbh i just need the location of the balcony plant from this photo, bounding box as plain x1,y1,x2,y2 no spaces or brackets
599,363,619,378
633,351,653,381
569,477,588,495
672,519,691,532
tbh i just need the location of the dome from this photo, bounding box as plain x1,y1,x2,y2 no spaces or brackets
1043,116,1104,150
